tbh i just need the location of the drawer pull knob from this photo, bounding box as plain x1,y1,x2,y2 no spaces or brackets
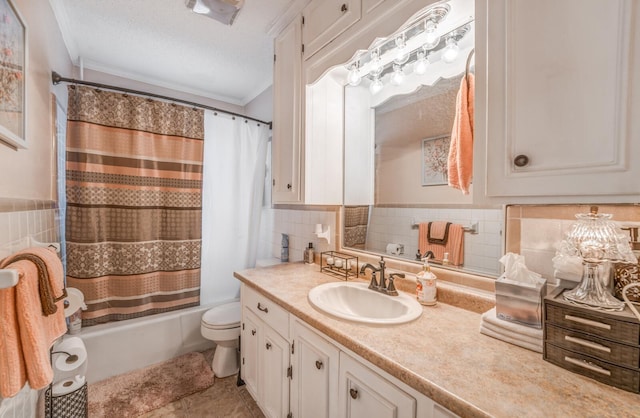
266,342,272,350
315,360,323,370
564,315,611,330
257,303,269,313
251,329,256,336
513,154,529,167
564,356,611,376
564,335,611,353
349,388,358,399
341,3,348,12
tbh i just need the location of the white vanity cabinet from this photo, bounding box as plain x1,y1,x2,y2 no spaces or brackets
240,285,291,418
480,0,640,201
272,16,303,204
290,319,340,418
338,352,416,418
241,283,458,418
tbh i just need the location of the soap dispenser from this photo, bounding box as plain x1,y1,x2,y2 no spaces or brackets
416,258,437,306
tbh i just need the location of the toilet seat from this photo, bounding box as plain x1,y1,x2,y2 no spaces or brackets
201,301,241,330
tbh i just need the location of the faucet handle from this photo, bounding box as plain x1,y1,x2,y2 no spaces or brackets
386,273,403,296
368,272,379,290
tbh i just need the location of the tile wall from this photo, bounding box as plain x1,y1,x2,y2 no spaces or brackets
258,206,338,263
506,204,640,284
366,207,503,276
0,198,61,418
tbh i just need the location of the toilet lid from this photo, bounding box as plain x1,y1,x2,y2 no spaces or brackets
202,301,241,328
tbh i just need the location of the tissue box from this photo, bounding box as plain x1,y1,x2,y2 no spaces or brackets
495,274,547,328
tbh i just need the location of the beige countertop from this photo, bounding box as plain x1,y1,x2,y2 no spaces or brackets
234,262,639,418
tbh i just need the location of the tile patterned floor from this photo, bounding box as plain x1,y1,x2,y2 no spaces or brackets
139,350,264,418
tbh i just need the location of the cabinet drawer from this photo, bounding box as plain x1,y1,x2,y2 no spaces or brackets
546,304,639,345
545,323,639,369
243,285,289,339
544,343,639,393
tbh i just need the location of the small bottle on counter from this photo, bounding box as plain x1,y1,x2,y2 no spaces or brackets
281,234,289,262
442,252,450,266
416,258,437,306
304,242,315,264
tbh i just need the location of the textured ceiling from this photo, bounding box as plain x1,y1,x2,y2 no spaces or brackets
49,0,297,105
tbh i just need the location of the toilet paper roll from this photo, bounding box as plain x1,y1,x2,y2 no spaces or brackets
386,243,400,255
64,288,87,318
52,375,85,396
52,336,88,383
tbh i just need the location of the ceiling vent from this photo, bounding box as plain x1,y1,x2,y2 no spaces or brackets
185,0,245,25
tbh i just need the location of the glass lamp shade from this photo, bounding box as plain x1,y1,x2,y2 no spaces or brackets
369,77,383,94
423,20,440,50
347,67,362,86
390,65,404,86
414,51,428,75
563,209,636,310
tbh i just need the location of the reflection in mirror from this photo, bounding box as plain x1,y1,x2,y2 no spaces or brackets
336,0,504,277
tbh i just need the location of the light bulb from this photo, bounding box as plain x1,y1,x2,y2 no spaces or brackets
370,49,383,76
347,64,361,86
413,51,428,75
369,76,383,94
423,19,440,50
390,64,404,86
394,35,409,65
442,37,459,63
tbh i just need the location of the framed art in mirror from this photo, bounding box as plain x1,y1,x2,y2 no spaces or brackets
422,135,450,186
0,0,26,149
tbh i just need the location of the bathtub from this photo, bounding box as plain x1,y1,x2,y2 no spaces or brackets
79,301,234,383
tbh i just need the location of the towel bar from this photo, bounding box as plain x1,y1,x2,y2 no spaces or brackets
410,220,478,234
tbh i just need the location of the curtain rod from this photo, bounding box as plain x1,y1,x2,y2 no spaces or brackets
51,71,272,128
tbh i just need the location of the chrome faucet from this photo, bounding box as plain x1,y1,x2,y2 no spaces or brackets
359,257,404,296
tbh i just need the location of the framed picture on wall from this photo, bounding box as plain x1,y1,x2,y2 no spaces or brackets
422,135,451,186
0,0,27,149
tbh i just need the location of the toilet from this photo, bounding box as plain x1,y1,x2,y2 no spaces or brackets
201,301,241,377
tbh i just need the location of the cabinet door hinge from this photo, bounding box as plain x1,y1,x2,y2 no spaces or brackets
242,323,245,330
302,44,305,54
242,357,245,365
288,413,293,418
291,341,295,354
274,54,276,62
272,179,276,187
287,365,293,379
301,15,305,25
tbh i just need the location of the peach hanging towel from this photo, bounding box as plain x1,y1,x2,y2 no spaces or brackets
447,72,475,194
0,247,67,398
418,222,464,266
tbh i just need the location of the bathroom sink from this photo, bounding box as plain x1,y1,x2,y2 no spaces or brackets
307,282,422,325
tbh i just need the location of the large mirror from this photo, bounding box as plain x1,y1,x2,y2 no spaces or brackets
326,0,503,277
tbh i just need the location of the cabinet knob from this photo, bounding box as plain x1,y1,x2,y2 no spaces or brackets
266,342,272,350
287,183,292,190
349,388,358,399
341,3,348,12
257,303,269,313
513,154,530,167
315,360,323,370
251,329,256,336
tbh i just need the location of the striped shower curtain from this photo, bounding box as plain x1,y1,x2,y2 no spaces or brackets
65,85,204,326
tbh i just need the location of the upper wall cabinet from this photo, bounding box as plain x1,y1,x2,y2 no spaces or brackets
302,0,362,60
273,17,303,204
481,0,640,202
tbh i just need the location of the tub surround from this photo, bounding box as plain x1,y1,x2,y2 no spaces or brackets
234,263,639,418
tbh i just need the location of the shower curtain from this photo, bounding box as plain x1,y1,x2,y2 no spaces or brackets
65,85,204,326
199,111,269,304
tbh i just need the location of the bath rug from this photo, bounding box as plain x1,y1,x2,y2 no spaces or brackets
87,351,214,417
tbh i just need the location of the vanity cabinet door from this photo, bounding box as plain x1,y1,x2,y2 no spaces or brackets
241,308,260,400
290,320,340,418
273,16,303,203
338,352,416,418
302,0,361,60
481,0,640,200
260,325,291,418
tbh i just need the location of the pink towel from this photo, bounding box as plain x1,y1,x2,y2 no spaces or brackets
0,247,67,397
419,222,464,266
448,73,475,194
